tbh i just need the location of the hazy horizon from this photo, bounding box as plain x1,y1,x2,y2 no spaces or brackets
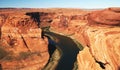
0,0,120,9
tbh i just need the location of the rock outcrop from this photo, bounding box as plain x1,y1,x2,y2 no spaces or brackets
49,8,120,70
77,47,102,70
78,8,120,70
88,7,120,25
77,26,120,70
0,8,120,70
0,12,49,70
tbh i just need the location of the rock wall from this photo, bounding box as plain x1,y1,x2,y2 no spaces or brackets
78,8,120,70
50,8,120,70
0,8,120,70
88,8,120,25
77,26,120,70
0,12,49,70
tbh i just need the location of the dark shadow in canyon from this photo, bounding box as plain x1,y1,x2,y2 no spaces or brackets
26,12,52,28
44,32,80,70
26,12,40,27
118,67,120,70
0,64,2,70
47,36,56,57
96,61,105,69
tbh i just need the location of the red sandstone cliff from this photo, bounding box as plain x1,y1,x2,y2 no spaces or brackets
0,12,49,70
50,8,120,70
0,8,120,70
77,8,120,70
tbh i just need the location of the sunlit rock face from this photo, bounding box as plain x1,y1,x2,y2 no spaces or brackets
0,8,120,70
77,8,120,70
0,13,49,70
77,47,102,70
49,8,120,70
88,7,120,25
77,26,120,70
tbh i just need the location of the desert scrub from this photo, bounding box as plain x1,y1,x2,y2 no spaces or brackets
0,47,8,60
2,54,14,61
0,45,15,61
2,51,18,61
2,51,40,61
19,51,40,60
19,52,32,60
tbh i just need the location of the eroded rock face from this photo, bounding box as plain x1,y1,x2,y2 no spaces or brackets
77,8,120,70
0,8,120,70
77,47,102,70
49,8,120,70
77,26,120,70
0,13,49,70
88,8,120,25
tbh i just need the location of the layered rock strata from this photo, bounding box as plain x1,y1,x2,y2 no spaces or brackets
0,13,49,70
50,8,120,70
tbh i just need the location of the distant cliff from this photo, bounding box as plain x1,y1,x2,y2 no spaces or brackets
50,8,120,70
0,8,120,70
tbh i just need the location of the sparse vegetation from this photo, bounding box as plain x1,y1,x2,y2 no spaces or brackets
19,52,32,59
19,51,40,60
0,47,8,60
3,55,13,61
0,45,15,61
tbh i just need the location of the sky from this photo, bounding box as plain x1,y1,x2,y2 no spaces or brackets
0,0,120,9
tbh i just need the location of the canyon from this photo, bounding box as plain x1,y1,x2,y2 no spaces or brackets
0,8,120,70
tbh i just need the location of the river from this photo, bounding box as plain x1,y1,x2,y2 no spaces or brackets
44,31,81,70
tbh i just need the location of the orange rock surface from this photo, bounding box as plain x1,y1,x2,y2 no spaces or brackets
0,8,120,70
88,7,120,25
0,12,49,70
77,25,120,70
77,47,102,70
50,8,120,70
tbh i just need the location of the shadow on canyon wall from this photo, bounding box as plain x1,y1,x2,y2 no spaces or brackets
26,12,40,27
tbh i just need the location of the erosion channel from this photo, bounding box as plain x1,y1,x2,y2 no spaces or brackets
42,28,83,70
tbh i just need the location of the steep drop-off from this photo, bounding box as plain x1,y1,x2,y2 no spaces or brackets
0,12,49,70
50,8,120,70
0,8,120,70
